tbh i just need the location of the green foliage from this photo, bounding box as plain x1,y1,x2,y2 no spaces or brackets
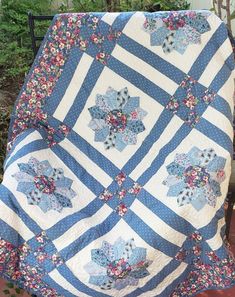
153,0,190,11
0,0,53,89
72,0,190,12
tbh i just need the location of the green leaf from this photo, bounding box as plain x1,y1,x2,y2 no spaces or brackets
15,288,21,294
6,283,14,289
3,289,10,295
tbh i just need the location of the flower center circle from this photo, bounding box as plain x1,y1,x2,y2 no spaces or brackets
34,175,55,194
107,258,131,279
184,165,210,188
105,109,127,132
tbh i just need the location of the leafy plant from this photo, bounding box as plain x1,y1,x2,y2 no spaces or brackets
0,0,53,90
72,0,190,12
153,0,190,11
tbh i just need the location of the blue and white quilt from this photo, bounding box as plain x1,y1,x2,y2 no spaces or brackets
1,10,235,297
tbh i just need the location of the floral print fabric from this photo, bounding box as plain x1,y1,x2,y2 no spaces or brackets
172,234,235,297
84,237,152,290
13,157,76,212
163,147,226,210
143,11,211,54
88,87,147,151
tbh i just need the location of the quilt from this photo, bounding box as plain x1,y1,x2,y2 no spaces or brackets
0,10,235,297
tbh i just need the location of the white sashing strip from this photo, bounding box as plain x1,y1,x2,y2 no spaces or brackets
130,115,183,181
49,269,92,297
206,218,225,251
53,53,93,122
4,130,42,169
139,262,188,297
59,138,113,188
0,200,34,241
198,38,233,88
112,44,179,96
202,105,233,140
130,199,186,247
53,204,112,251
101,12,120,26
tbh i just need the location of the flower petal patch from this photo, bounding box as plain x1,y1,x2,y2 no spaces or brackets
143,11,211,54
163,147,226,211
13,157,76,212
84,237,152,290
88,87,147,151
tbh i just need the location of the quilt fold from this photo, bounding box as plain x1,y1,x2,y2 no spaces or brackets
0,10,235,297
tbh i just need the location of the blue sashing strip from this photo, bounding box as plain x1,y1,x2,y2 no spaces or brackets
4,128,36,168
63,61,104,127
5,139,48,171
209,53,234,91
137,124,191,185
122,110,173,175
137,188,195,235
59,212,120,260
210,96,233,123
198,204,226,240
0,184,42,235
46,199,103,240
0,218,25,246
117,33,185,84
45,49,84,115
108,56,171,106
68,130,120,177
125,259,181,297
158,265,190,297
123,209,180,258
57,264,111,297
42,275,77,297
188,23,228,80
51,144,105,195
195,118,233,156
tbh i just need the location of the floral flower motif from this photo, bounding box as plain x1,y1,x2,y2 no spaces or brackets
84,237,152,290
99,172,142,217
88,87,147,151
166,97,180,113
99,189,113,202
13,157,76,212
190,231,203,243
163,147,226,211
166,76,216,127
183,91,199,109
128,182,142,195
175,248,188,261
115,172,126,186
115,203,128,216
143,11,211,54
